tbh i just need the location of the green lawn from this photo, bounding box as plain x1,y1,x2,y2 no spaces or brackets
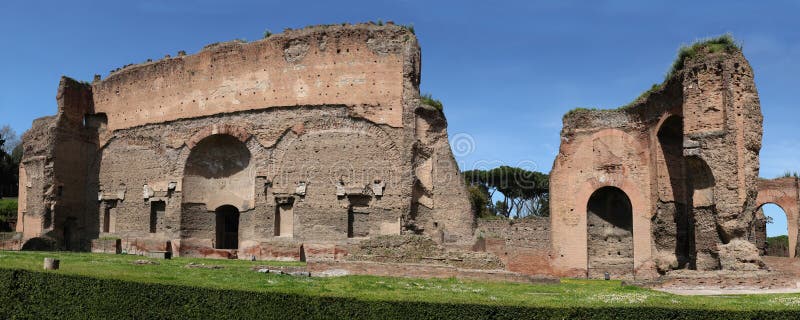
1,250,799,312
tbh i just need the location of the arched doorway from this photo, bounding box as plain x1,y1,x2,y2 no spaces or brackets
587,186,634,279
215,205,239,249
181,133,255,244
760,203,789,257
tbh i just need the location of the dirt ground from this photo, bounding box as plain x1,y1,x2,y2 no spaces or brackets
657,256,800,295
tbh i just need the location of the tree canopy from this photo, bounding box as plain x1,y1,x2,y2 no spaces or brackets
463,166,549,218
0,125,22,198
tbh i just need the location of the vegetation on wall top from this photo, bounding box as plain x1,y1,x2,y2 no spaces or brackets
564,34,741,118
780,171,799,178
667,33,741,80
420,93,443,112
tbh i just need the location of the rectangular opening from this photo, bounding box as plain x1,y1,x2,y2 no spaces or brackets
275,203,293,237
102,207,110,233
347,208,370,238
150,201,166,233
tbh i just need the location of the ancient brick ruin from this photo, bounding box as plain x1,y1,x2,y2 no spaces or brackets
11,24,799,284
548,45,798,280
14,24,472,259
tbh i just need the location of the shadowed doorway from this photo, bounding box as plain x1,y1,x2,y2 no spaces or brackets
587,186,634,279
215,205,239,249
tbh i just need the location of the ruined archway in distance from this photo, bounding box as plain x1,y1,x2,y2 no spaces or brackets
758,203,790,257
215,205,240,250
586,186,634,279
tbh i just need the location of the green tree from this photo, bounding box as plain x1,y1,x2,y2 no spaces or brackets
0,126,22,198
463,166,549,218
466,183,493,218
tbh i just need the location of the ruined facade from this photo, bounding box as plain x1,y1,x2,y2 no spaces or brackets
15,24,473,259
11,26,794,283
549,46,767,279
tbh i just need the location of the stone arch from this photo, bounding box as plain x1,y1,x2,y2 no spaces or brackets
587,186,634,279
755,178,800,258
186,124,252,149
755,203,790,257
267,117,403,240
549,128,652,278
182,134,255,212
269,118,401,194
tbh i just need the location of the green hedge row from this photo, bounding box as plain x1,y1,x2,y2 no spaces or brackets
0,268,796,320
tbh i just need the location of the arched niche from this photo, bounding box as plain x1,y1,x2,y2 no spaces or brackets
182,134,255,212
587,186,634,279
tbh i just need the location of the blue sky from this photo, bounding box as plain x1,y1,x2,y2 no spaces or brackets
1,1,797,235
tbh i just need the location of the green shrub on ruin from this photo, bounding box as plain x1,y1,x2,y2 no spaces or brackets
667,34,741,79
420,93,444,111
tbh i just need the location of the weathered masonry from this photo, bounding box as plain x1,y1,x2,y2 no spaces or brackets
548,43,768,279
14,23,473,259
11,27,794,283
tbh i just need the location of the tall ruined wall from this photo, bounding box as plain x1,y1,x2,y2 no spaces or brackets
17,78,99,250
411,105,474,243
549,48,764,279
93,26,409,132
17,23,476,257
681,51,763,270
549,108,658,278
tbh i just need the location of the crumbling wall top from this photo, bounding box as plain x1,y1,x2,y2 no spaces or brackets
92,23,419,131
560,36,745,135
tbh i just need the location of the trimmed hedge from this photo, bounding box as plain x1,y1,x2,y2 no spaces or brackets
0,269,797,319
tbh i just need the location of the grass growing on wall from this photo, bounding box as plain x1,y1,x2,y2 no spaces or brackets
564,34,741,117
1,251,800,319
420,93,444,112
666,34,741,80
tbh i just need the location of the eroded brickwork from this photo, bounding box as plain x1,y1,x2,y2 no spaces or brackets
14,27,790,286
16,24,475,257
549,48,766,279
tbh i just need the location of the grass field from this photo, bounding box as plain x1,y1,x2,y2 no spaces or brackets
1,250,800,313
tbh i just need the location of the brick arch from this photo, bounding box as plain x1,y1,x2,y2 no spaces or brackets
549,127,653,278
574,176,652,278
186,123,252,149
182,133,256,213
267,117,402,185
755,178,800,258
